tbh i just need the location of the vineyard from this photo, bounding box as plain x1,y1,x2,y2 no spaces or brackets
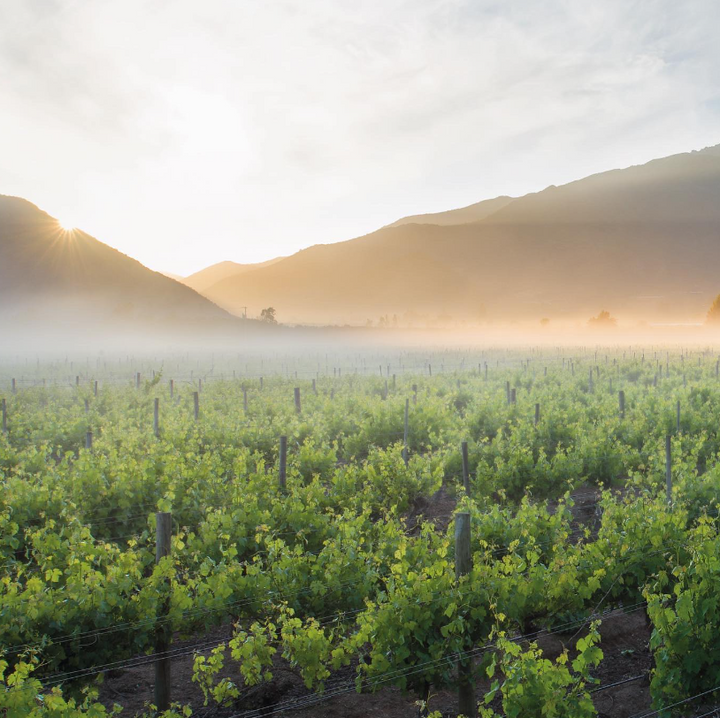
4,347,720,717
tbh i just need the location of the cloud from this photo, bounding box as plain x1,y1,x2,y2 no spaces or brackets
0,0,719,274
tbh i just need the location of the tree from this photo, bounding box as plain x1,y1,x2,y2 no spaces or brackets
707,294,720,323
588,310,616,327
259,307,277,324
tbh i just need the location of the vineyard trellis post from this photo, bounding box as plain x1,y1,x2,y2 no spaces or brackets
535,403,540,427
154,398,160,438
403,398,409,466
619,390,625,419
85,430,93,449
1,398,6,434
155,511,172,713
454,512,474,715
294,387,301,414
279,436,288,491
193,391,199,421
665,435,672,505
461,441,470,494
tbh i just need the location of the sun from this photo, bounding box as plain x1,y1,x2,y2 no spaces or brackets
58,218,77,232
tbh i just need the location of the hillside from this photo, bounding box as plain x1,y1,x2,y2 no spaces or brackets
181,258,285,294
196,144,720,325
387,196,515,228
0,195,235,332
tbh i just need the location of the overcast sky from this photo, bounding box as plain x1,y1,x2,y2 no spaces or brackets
1,0,719,275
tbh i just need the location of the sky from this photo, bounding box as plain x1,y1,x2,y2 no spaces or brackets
1,0,720,276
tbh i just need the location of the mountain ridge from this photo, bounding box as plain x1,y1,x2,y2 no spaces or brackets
196,143,720,324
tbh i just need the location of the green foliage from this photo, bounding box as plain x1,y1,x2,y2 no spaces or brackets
645,525,720,708
480,622,603,718
3,352,720,714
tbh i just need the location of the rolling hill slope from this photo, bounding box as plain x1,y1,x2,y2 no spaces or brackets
200,144,720,324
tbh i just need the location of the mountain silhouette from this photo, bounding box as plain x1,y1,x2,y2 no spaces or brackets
198,145,720,324
0,195,236,334
181,258,285,294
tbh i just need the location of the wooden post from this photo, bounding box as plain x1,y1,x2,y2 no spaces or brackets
84,398,89,414
428,364,432,376
403,399,409,466
665,435,672,505
154,512,172,713
461,441,470,494
154,398,160,438
85,430,93,449
412,384,418,405
510,388,516,404
505,381,511,405
243,387,248,413
260,376,264,390
93,380,98,397
279,436,287,491
136,372,140,389
676,401,681,434
294,387,301,414
619,390,625,418
169,379,174,399
588,368,593,392
455,512,474,715
198,378,202,393
312,379,317,395
1,398,6,434
534,403,540,427
11,379,16,394
193,391,199,421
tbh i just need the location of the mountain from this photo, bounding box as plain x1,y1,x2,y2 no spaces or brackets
0,195,237,334
198,144,720,324
182,258,285,294
387,196,514,228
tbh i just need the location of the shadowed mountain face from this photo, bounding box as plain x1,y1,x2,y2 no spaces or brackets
200,145,720,324
0,195,231,328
